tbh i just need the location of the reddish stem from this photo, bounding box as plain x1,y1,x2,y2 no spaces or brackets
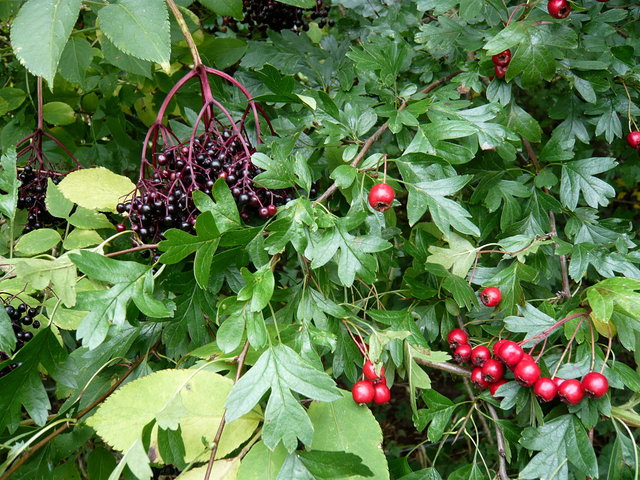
518,311,589,347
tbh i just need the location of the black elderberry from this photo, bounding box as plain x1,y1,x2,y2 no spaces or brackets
32,320,40,329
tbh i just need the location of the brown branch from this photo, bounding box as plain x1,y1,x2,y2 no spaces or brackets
204,340,251,480
0,353,147,480
314,71,463,205
522,137,571,298
166,0,202,66
486,403,511,480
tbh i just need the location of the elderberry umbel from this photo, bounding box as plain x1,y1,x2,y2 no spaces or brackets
120,64,292,247
0,299,41,377
226,0,332,34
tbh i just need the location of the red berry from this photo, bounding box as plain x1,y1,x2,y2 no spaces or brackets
514,360,541,387
480,287,502,307
471,345,491,368
258,207,270,218
497,341,523,368
482,359,505,383
492,339,508,357
494,65,507,79
627,131,640,149
363,360,385,380
492,49,511,67
352,380,375,404
453,344,472,364
368,183,395,212
553,377,566,388
471,367,489,389
489,379,507,397
116,223,126,233
558,379,585,405
581,372,609,398
373,382,391,405
447,329,468,349
533,377,557,402
267,204,277,216
547,0,571,18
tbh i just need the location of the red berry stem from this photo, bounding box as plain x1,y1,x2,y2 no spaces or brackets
600,334,613,374
550,317,585,379
505,2,527,26
518,311,589,347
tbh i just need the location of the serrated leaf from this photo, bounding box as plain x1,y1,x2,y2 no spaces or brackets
427,231,476,278
10,0,82,85
58,167,136,212
98,0,170,67
560,158,617,211
58,37,94,86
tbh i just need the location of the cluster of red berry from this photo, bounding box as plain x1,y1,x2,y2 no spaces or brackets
448,329,609,405
352,360,391,406
491,49,511,80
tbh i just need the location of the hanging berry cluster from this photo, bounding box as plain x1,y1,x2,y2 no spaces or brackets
448,329,609,405
118,65,294,246
349,335,391,406
0,299,41,377
224,0,331,34
491,49,511,80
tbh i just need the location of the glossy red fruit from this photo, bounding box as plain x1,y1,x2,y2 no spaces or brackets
547,0,571,18
581,372,609,398
116,223,126,233
363,360,385,380
267,204,278,217
494,65,507,79
352,380,375,404
492,49,511,67
514,360,541,387
453,344,472,364
489,379,508,397
368,183,395,212
373,382,391,405
553,377,566,388
514,353,535,369
533,377,557,402
497,341,524,368
482,359,505,383
471,367,489,389
627,131,640,149
447,329,468,349
471,345,491,367
492,340,508,357
480,287,502,307
558,379,585,405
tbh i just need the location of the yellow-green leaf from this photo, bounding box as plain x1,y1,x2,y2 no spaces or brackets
58,167,135,212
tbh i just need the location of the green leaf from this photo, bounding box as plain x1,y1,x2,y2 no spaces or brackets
10,0,82,85
504,303,558,347
507,104,542,142
427,231,476,278
197,0,243,19
273,0,315,7
87,369,260,465
62,229,103,250
252,152,298,189
415,390,457,442
237,264,275,312
100,34,152,78
560,158,617,211
330,165,357,189
97,0,170,68
199,37,247,69
0,307,16,354
45,178,73,219
0,148,19,221
192,181,241,233
520,415,598,480
42,101,76,126
297,450,374,479
58,37,94,86
225,345,341,451
307,391,390,480
57,167,136,212
237,441,288,480
14,228,61,256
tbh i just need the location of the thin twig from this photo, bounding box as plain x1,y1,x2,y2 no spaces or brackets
486,403,511,480
165,0,202,66
461,379,494,446
0,353,147,480
413,357,471,377
314,71,463,205
204,340,251,480
104,244,159,257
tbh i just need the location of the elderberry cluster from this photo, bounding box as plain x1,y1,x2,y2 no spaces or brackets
0,302,41,377
17,166,63,233
225,0,331,34
118,129,294,246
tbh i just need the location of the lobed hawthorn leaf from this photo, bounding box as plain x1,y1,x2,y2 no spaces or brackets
560,157,617,211
10,0,82,85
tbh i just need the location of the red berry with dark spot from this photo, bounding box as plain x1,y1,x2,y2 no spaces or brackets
497,341,523,368
627,131,640,149
558,379,585,405
453,344,472,364
581,372,609,398
471,345,491,368
447,329,468,349
547,0,571,18
494,65,507,79
363,360,385,380
368,183,395,212
482,358,505,383
352,380,375,404
514,360,541,387
533,377,557,402
471,367,489,389
373,382,391,404
489,379,507,397
480,287,502,307
492,49,511,67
